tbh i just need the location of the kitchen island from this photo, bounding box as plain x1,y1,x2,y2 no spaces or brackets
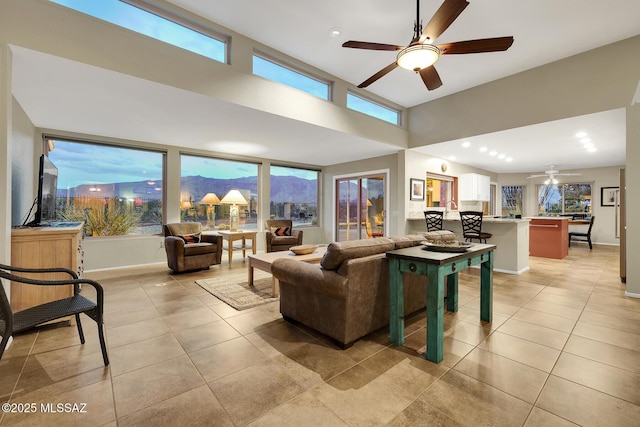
408,214,530,275
528,217,569,259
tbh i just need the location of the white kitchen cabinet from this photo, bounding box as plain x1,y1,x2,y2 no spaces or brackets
459,173,490,201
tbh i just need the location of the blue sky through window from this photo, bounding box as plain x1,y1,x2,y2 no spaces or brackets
51,0,226,62
49,140,163,189
253,55,329,100
181,155,258,180
347,93,399,125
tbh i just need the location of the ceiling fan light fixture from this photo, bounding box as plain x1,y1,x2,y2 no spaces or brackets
397,44,440,71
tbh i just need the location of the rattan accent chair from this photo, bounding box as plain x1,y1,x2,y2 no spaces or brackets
460,211,492,243
424,210,444,231
0,264,109,366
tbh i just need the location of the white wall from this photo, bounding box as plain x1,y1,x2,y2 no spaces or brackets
403,150,498,233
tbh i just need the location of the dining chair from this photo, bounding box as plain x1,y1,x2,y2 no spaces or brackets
569,216,595,249
460,211,492,243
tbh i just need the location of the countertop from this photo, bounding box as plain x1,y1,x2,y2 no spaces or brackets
526,217,570,221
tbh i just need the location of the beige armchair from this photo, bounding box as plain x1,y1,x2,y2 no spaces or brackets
163,222,222,273
265,220,303,252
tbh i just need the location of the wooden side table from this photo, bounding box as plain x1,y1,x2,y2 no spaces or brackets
218,230,257,265
386,243,495,363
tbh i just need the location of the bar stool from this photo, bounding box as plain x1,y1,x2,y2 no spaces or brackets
460,211,492,243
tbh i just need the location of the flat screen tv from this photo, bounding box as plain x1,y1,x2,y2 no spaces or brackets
28,154,58,226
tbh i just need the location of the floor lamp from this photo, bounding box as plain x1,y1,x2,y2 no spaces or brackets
221,190,247,232
200,192,220,228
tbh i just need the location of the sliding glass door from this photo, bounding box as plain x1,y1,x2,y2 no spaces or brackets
335,174,385,241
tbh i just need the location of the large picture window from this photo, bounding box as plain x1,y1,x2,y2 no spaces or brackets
270,166,319,226
537,183,592,216
47,139,164,237
180,155,259,230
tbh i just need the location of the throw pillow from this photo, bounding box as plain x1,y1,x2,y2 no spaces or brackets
178,234,200,244
270,226,291,236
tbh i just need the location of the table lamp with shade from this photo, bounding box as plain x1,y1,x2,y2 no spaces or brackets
180,198,194,221
221,190,248,231
200,192,221,227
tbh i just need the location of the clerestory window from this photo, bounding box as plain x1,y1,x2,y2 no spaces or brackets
253,54,331,100
51,0,227,62
347,92,400,125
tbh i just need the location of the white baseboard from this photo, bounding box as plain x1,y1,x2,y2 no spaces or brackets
624,291,640,299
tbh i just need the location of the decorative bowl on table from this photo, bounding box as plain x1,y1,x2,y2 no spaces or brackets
420,240,473,253
290,244,319,255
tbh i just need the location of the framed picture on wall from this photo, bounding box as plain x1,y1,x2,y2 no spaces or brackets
410,178,425,201
600,186,619,207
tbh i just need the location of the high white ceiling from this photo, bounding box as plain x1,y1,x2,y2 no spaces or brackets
10,0,639,171
168,0,640,108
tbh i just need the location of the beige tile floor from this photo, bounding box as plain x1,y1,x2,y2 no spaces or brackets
2,244,639,426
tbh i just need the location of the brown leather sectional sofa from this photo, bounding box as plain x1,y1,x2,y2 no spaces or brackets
271,234,430,347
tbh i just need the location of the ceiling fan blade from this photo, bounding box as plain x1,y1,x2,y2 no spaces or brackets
419,0,470,44
419,65,443,90
556,173,582,176
437,37,514,54
342,41,404,51
357,62,399,88
526,174,547,179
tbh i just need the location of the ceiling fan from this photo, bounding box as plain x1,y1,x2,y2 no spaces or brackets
526,166,581,184
341,0,514,90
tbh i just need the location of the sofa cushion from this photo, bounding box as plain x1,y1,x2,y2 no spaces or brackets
388,234,426,249
271,235,299,246
420,230,456,242
270,226,291,236
321,238,395,270
165,222,201,238
178,234,200,244
184,242,218,256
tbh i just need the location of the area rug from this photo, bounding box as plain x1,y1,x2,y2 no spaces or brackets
195,273,278,310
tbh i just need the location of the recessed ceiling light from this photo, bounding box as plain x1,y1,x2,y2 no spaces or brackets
498,154,506,159
461,141,471,148
329,27,342,37
584,143,594,149
580,138,591,144
489,150,497,156
479,147,488,152
587,147,597,152
506,157,513,162
575,131,588,138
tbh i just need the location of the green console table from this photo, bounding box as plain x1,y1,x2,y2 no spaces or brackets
386,243,495,363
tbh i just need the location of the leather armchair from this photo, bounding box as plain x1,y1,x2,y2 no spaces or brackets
163,222,222,273
265,220,303,252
